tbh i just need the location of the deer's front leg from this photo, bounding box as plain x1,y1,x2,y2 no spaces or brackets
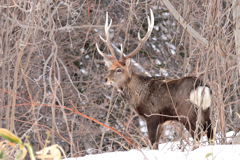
146,115,160,149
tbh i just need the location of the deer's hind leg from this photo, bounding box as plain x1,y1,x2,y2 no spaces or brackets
202,108,213,141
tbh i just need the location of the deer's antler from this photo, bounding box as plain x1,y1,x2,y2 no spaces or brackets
96,12,116,60
120,9,154,62
96,9,154,63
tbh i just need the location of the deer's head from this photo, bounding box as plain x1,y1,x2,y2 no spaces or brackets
96,10,154,87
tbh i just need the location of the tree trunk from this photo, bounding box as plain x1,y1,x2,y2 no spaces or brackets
233,0,240,74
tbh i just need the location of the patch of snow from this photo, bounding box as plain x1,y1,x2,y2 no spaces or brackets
80,69,88,75
152,37,157,41
80,48,85,53
115,120,123,129
152,6,165,10
139,119,147,133
170,49,175,55
109,28,114,33
155,59,161,65
216,131,235,144
161,34,167,40
160,68,168,76
154,25,159,31
162,12,170,16
151,44,160,52
62,145,240,160
169,44,176,50
86,148,95,155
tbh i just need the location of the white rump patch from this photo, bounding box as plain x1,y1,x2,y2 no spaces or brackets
190,86,211,110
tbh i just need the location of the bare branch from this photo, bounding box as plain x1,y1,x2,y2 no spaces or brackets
123,9,155,61
161,0,208,46
162,0,237,60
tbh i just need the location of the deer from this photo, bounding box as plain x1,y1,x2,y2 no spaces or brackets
96,9,213,149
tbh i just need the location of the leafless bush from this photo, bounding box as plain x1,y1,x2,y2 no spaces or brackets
0,0,239,158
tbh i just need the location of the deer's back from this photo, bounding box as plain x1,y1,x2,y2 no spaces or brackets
134,76,209,120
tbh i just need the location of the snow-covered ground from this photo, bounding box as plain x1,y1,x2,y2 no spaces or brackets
63,144,240,160
62,132,240,160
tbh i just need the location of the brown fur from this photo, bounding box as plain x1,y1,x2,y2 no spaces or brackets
97,9,212,149
104,61,213,149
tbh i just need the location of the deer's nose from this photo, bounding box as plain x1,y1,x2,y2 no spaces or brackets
104,77,108,83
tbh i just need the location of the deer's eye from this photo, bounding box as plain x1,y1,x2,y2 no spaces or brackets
116,68,121,72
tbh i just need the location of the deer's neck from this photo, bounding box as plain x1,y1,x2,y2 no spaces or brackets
117,73,150,107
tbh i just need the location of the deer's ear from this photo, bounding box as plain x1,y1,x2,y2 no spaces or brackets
105,60,112,68
125,59,132,76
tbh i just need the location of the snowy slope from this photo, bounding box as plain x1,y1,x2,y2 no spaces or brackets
63,132,240,160
63,144,240,160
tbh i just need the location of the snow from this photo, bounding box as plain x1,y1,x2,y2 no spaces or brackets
139,119,147,133
160,68,168,76
80,48,85,53
63,131,240,160
80,69,88,75
62,144,240,160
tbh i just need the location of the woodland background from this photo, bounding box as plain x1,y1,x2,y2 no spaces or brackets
0,0,240,158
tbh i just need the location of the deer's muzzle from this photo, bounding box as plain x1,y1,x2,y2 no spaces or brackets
104,77,108,83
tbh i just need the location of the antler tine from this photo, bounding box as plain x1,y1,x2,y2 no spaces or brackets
99,12,117,59
124,9,154,61
119,44,124,62
96,43,114,60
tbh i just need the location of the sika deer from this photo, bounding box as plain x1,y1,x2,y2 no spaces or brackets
96,9,213,149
